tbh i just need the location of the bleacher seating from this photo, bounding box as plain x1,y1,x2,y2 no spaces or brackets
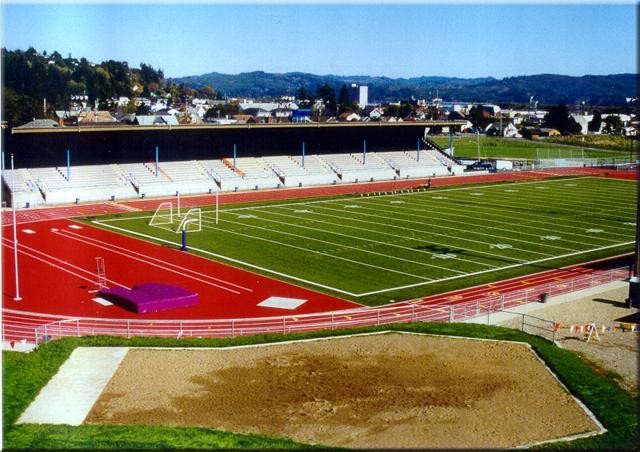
2,147,457,208
317,153,397,182
233,157,282,189
1,169,45,208
119,163,180,198
263,155,336,186
154,161,218,194
199,159,252,191
378,150,448,178
27,165,137,204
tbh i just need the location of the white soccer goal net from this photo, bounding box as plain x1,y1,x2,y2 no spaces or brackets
175,207,202,233
149,202,174,230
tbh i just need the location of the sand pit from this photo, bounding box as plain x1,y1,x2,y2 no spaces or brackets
85,333,601,448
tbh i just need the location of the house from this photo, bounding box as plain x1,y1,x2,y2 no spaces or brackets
77,110,116,124
15,118,60,129
337,112,361,122
291,109,312,123
362,105,384,120
54,110,79,126
134,115,179,126
241,107,271,120
232,114,256,124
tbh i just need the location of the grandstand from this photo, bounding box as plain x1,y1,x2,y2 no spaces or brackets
263,155,337,186
26,165,137,204
1,169,45,208
317,152,397,182
2,149,459,207
378,150,448,178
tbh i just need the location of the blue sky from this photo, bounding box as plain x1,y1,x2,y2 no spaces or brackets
1,2,636,79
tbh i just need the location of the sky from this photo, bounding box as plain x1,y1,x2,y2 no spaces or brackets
1,1,637,79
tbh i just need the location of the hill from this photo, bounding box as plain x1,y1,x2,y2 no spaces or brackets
174,71,636,106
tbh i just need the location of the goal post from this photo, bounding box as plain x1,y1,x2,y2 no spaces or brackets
149,201,174,229
176,207,201,233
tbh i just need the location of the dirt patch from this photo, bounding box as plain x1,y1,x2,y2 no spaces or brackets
499,283,639,396
85,333,599,448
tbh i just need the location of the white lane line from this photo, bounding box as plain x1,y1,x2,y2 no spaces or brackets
54,229,244,295
18,347,129,426
0,237,128,289
62,224,253,292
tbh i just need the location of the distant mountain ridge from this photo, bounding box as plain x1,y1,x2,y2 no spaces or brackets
173,71,635,106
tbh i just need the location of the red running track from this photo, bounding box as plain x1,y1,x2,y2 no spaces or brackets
2,168,636,343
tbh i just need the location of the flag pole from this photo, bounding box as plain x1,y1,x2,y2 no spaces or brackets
11,153,22,301
215,190,219,225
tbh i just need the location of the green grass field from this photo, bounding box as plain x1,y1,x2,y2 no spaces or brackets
89,176,636,305
431,136,633,160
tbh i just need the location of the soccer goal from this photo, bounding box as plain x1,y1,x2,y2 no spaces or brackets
175,207,201,233
149,202,174,230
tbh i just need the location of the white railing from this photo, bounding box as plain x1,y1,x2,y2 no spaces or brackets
3,266,625,346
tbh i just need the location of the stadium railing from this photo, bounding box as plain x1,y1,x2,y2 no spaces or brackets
2,266,629,347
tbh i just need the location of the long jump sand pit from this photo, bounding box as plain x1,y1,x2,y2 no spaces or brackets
85,333,602,448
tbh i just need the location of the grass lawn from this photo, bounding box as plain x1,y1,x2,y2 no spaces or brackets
88,176,636,305
3,324,637,449
431,135,633,160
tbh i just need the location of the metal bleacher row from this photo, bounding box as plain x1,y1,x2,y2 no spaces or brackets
2,150,465,208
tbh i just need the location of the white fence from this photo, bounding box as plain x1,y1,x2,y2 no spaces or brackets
1,266,625,346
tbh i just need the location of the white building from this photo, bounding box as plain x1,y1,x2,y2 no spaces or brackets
349,84,368,108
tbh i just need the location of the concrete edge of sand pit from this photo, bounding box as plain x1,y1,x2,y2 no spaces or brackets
17,347,129,426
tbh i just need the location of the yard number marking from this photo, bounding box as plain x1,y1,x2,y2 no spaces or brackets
489,243,512,249
431,253,456,259
541,235,562,241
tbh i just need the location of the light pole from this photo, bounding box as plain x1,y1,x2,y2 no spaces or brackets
11,153,22,301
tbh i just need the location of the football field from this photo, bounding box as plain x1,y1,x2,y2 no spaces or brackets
91,176,636,305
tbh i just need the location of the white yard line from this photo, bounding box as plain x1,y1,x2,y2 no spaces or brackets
205,212,492,271
378,188,635,237
241,208,499,269
351,197,622,248
200,219,437,281
308,203,558,258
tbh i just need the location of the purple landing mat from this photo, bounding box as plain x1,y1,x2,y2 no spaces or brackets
98,283,199,314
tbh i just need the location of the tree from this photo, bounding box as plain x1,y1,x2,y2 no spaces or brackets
588,110,602,133
468,105,485,129
603,115,623,134
543,104,581,135
204,104,240,119
337,84,353,114
316,83,336,116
